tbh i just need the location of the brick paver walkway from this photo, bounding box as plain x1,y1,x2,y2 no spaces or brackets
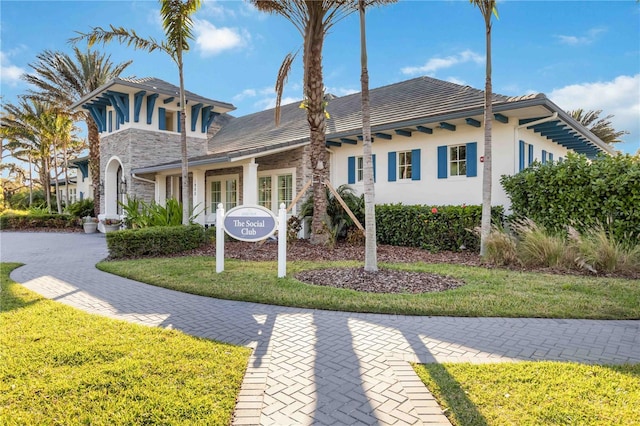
2,232,639,425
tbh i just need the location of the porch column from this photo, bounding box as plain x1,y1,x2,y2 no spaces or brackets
192,169,206,225
156,176,166,206
243,158,258,205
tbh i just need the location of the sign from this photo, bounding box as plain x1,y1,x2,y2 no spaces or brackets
223,205,278,242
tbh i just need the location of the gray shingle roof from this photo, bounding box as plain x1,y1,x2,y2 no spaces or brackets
208,76,530,155
71,76,235,112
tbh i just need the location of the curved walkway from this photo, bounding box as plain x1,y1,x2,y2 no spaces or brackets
2,232,639,425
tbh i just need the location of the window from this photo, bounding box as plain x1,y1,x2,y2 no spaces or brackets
209,176,237,213
165,110,175,132
258,176,272,209
225,180,237,211
450,145,467,177
356,156,364,182
519,141,534,171
277,174,293,209
398,151,412,180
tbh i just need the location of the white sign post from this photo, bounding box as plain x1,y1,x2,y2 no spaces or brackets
216,203,225,273
278,203,287,278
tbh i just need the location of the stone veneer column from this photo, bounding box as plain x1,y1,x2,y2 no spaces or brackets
192,170,206,225
243,159,258,205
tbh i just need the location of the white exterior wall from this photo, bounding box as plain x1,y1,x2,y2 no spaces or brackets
332,121,571,209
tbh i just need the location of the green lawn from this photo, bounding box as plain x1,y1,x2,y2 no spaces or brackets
413,361,640,426
0,263,251,425
97,257,640,319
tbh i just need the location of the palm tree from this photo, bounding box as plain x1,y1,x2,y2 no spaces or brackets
23,47,132,216
470,0,498,257
569,109,628,145
250,0,355,245
71,0,201,225
1,99,74,212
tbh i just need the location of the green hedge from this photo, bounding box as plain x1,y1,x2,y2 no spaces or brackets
0,213,78,230
375,204,504,252
106,225,206,259
501,153,640,242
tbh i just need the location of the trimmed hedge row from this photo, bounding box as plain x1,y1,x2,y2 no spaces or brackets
106,225,206,259
501,153,640,242
375,204,504,252
0,214,78,230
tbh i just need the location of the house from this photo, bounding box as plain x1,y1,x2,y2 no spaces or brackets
69,156,93,202
71,76,613,225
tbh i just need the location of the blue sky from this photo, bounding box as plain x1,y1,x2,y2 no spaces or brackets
1,0,639,154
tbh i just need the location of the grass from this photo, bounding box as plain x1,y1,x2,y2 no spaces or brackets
413,361,640,426
97,257,640,319
0,263,251,425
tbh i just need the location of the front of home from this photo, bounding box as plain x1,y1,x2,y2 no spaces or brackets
71,76,613,226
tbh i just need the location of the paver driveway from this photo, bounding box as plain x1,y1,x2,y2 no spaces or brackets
2,232,639,425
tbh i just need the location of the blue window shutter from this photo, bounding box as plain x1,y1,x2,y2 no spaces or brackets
158,107,166,130
348,156,356,184
373,154,377,183
411,149,421,180
528,144,534,166
177,112,181,133
550,153,555,163
466,142,477,177
437,146,447,179
388,152,396,182
108,110,112,132
519,140,525,171
542,150,547,165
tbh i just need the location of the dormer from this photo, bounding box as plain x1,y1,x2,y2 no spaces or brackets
72,77,235,138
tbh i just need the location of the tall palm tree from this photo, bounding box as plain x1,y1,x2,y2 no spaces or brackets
23,47,132,216
470,0,498,257
1,99,73,212
71,0,202,225
250,0,355,245
569,109,628,145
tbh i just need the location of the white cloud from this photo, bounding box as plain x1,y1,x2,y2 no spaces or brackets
325,86,358,97
549,74,640,152
555,27,606,46
200,0,236,19
193,19,248,56
233,88,257,101
0,51,25,86
401,49,483,76
445,77,467,86
255,96,298,110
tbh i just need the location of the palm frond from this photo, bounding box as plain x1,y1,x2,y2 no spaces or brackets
274,51,298,126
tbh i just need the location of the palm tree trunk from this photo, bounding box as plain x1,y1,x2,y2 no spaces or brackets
306,7,329,245
480,13,493,257
52,141,62,214
28,154,33,206
359,0,377,272
87,119,101,215
178,51,190,226
43,157,52,213
63,138,69,206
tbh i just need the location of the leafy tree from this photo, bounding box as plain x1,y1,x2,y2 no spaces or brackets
470,0,499,257
250,0,356,245
1,100,81,213
23,47,132,216
71,0,200,225
569,109,629,145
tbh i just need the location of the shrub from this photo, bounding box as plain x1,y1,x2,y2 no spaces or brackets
511,218,570,268
484,226,519,266
65,198,94,218
375,204,504,252
0,213,77,230
106,225,206,259
120,197,191,228
501,153,640,245
569,226,640,274
299,184,365,241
